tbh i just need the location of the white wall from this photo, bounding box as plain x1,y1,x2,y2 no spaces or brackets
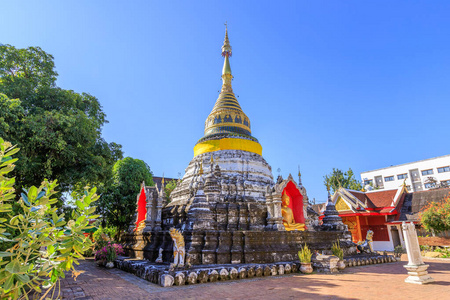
372,241,394,252
361,155,450,192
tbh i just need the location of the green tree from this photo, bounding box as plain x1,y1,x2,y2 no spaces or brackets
99,157,154,237
0,138,98,299
323,168,362,194
0,45,122,202
164,179,177,202
420,194,450,235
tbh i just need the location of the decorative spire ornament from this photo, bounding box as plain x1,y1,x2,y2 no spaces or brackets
222,22,232,57
298,165,302,186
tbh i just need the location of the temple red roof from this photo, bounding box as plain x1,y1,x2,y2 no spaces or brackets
366,190,397,207
348,189,397,209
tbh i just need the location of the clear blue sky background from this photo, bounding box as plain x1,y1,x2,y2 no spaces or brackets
2,1,450,202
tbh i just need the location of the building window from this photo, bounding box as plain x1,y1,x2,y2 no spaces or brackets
441,180,450,188
437,166,450,173
421,169,433,176
424,182,436,189
364,179,373,186
397,174,407,180
384,176,394,182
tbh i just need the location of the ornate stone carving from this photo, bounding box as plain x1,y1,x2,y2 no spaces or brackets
169,228,185,268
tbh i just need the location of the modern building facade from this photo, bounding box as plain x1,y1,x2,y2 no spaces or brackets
361,155,450,192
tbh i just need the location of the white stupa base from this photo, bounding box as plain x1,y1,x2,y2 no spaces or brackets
404,264,434,284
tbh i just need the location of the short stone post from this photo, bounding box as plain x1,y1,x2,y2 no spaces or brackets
271,194,285,231
402,222,434,284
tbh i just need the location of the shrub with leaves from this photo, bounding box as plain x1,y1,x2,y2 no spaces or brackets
93,226,117,243
331,240,344,260
298,244,312,263
94,242,124,263
394,245,405,258
0,138,99,299
420,193,450,234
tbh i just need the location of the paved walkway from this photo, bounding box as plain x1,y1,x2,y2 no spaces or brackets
60,257,450,300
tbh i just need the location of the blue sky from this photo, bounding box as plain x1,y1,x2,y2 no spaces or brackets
2,1,450,202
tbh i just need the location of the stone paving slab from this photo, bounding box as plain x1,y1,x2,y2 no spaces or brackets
60,258,450,300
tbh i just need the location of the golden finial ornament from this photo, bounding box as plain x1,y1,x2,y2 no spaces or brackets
199,162,204,175
162,173,165,186
210,154,214,164
222,22,232,57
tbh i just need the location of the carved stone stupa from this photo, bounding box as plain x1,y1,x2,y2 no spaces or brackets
123,27,354,267
321,190,346,231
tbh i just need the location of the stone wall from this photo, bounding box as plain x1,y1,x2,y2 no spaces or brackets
122,229,354,265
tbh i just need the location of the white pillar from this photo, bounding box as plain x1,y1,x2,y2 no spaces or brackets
402,222,433,284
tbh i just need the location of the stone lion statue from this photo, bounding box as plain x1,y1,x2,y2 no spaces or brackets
356,230,374,253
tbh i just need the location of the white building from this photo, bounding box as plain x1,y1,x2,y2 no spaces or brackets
361,154,450,192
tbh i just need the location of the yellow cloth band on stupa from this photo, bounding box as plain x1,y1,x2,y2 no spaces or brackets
194,138,262,157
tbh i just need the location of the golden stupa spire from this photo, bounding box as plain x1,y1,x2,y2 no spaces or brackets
201,24,253,140
193,25,263,158
221,23,233,93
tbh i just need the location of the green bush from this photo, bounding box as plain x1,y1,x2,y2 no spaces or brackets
420,245,431,251
434,248,450,258
331,240,344,260
420,194,450,234
0,138,99,299
93,226,118,250
394,245,405,257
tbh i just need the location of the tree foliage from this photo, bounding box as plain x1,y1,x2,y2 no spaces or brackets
323,168,362,194
98,157,154,236
0,138,98,299
0,45,122,201
420,194,450,234
164,179,177,202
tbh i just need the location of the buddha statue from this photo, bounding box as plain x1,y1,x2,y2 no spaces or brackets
281,191,305,231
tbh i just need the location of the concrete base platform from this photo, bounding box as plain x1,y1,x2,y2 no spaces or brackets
115,254,397,287
404,264,434,284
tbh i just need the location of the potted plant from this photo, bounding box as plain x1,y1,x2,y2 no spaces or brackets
332,240,345,270
298,244,313,274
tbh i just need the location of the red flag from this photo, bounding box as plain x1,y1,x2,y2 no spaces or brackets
134,184,147,230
